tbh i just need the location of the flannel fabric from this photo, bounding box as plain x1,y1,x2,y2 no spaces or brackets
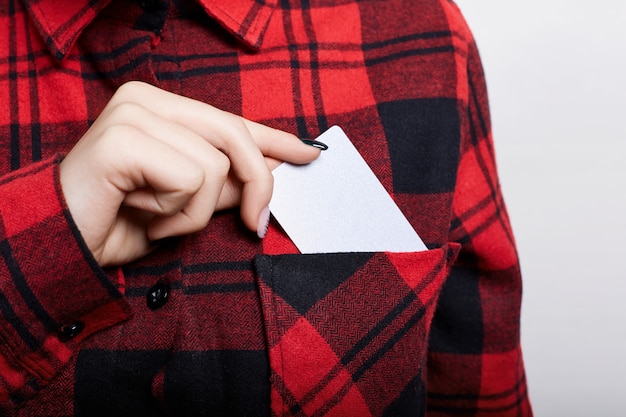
0,0,532,415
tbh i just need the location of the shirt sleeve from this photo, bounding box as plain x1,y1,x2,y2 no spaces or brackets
0,156,131,415
425,4,533,416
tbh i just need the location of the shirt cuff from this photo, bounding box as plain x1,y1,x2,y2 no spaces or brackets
0,156,131,408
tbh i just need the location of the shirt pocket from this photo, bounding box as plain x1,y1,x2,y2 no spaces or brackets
253,243,460,417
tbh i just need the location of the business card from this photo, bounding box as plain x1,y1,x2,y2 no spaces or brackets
269,126,427,253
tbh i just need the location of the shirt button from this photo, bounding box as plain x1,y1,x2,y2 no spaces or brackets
147,282,170,310
58,321,84,341
139,0,162,12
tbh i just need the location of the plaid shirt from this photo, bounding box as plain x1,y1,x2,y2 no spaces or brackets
0,0,532,415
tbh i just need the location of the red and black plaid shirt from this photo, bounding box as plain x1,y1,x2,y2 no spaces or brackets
0,0,532,415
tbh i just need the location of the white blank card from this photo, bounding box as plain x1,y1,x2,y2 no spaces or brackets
269,126,427,253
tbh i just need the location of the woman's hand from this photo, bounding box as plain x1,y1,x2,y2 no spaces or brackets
60,81,320,266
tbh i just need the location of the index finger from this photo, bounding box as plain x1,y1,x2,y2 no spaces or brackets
109,82,274,232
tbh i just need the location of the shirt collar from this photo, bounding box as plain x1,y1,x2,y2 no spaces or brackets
21,0,277,61
198,0,278,50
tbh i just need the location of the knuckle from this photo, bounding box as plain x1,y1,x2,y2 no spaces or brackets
185,167,206,193
100,123,140,145
94,124,148,165
173,164,205,198
178,202,212,233
106,101,147,126
192,212,211,230
107,82,153,111
114,81,150,100
207,151,231,177
216,114,247,149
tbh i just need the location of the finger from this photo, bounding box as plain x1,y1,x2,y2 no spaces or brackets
107,83,321,164
99,206,156,266
101,102,232,234
145,146,229,240
103,125,218,239
241,119,322,165
109,82,273,232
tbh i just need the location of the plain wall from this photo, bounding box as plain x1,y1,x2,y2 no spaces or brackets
454,1,626,416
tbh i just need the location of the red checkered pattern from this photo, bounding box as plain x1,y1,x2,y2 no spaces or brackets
0,0,532,415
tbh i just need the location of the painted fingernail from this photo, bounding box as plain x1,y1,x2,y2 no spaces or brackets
300,139,328,150
257,206,271,239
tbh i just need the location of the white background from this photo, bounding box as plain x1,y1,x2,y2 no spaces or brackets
455,1,626,416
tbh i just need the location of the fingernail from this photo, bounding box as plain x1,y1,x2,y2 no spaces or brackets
257,206,271,239
300,139,328,151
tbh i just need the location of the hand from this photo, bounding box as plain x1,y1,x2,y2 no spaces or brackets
60,81,321,266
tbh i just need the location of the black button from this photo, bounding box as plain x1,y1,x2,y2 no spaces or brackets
139,0,162,12
59,321,84,341
147,282,170,310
